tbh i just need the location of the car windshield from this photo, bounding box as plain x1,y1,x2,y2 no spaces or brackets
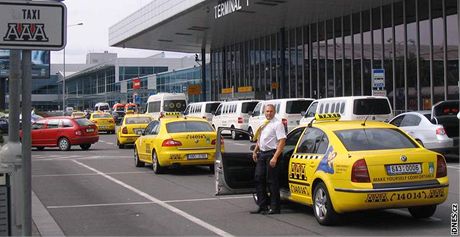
98,105,110,111
166,121,214,133
75,118,93,126
125,117,152,124
286,100,313,114
353,99,391,115
334,128,417,151
163,100,186,112
241,102,258,113
205,103,220,113
93,114,112,118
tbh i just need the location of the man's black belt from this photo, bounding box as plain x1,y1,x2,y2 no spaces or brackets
260,149,276,154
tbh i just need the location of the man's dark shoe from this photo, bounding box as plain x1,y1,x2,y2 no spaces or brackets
266,209,280,215
250,206,268,214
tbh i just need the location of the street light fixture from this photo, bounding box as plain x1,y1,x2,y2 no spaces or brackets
63,22,83,114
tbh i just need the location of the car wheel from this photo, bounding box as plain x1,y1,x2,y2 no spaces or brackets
209,164,215,174
58,137,71,151
80,144,91,150
415,139,424,147
134,147,145,167
248,127,255,143
313,182,338,225
408,205,437,218
36,146,45,151
231,127,239,140
117,140,124,149
152,151,165,174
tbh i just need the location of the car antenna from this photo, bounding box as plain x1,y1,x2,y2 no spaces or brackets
361,115,370,126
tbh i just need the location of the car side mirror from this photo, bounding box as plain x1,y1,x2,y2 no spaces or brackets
248,111,253,116
250,144,256,151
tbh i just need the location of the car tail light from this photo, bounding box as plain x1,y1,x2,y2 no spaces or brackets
282,118,288,126
211,136,225,145
436,127,446,136
122,127,128,134
75,130,82,136
237,117,243,124
92,120,97,124
162,138,182,147
110,119,115,123
436,155,447,178
351,159,370,183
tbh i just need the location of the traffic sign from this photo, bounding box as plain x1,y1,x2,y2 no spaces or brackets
0,1,67,50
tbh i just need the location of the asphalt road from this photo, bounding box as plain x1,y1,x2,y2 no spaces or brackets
32,133,459,236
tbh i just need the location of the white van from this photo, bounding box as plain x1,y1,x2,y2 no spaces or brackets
299,96,393,125
211,100,260,140
184,101,221,122
94,102,110,112
248,98,315,136
145,93,187,119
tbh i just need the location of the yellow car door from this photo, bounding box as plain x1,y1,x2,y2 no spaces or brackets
137,121,159,162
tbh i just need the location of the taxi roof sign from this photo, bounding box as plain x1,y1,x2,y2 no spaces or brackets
315,113,341,121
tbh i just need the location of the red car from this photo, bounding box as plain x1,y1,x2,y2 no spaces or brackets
25,116,99,151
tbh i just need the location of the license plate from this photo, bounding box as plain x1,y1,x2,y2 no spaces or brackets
386,163,422,175
187,154,208,160
99,126,106,129
86,128,94,133
134,129,144,135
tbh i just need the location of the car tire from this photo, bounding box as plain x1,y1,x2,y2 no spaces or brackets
117,140,124,149
80,144,91,150
313,182,338,226
58,137,71,151
248,127,255,143
408,205,437,218
231,127,239,140
152,151,165,174
134,147,145,167
209,164,215,174
36,146,45,151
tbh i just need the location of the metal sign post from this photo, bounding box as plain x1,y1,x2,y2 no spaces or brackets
0,1,66,235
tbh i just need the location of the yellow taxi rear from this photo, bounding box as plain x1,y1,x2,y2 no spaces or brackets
90,112,116,134
71,111,86,118
117,115,152,148
319,122,449,215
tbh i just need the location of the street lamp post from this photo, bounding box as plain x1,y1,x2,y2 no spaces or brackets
63,22,83,113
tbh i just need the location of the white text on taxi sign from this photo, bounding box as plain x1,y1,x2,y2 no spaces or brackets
0,0,67,50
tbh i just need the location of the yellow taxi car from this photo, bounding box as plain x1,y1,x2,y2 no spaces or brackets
71,111,86,118
117,114,153,149
215,113,449,225
134,113,223,174
89,112,116,134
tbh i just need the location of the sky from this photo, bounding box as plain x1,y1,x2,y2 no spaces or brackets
51,0,191,64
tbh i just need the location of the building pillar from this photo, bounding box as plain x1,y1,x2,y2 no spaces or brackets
201,48,207,101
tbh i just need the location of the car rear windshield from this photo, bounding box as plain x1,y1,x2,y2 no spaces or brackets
166,121,214,133
93,114,112,118
98,105,110,111
205,103,220,113
286,100,313,114
241,102,258,113
114,107,124,112
334,128,417,151
163,100,186,112
75,118,93,126
353,99,391,115
125,117,152,124
433,101,459,116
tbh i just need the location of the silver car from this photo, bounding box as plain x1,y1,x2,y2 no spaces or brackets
389,111,454,154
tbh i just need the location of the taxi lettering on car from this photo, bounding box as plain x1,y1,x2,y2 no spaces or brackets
116,114,153,148
89,112,116,134
215,113,449,225
134,113,223,174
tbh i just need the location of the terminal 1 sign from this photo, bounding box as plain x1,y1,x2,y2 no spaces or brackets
0,0,66,50
214,0,249,19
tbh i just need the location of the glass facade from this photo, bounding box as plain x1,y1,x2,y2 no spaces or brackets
210,0,459,114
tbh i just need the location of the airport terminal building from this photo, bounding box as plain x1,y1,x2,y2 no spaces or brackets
110,0,459,114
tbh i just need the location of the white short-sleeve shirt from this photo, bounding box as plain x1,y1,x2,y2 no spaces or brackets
258,117,287,151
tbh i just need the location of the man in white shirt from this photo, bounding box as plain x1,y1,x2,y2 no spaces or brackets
250,104,286,215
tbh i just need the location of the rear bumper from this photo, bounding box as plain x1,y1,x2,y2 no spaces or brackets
332,182,449,213
158,149,216,166
118,134,140,144
71,136,99,145
96,124,115,131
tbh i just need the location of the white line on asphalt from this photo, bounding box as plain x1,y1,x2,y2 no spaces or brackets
72,160,233,237
33,156,129,161
32,191,65,236
46,195,253,209
33,171,150,177
447,165,459,170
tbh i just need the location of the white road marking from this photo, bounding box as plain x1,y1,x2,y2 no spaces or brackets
32,191,65,236
33,171,150,177
33,156,129,161
72,160,233,237
46,195,252,209
447,165,459,170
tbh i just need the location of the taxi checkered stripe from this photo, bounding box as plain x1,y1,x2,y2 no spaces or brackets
290,155,320,159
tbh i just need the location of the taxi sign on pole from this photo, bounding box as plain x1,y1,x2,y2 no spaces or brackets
238,86,252,93
188,84,201,95
0,0,67,50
